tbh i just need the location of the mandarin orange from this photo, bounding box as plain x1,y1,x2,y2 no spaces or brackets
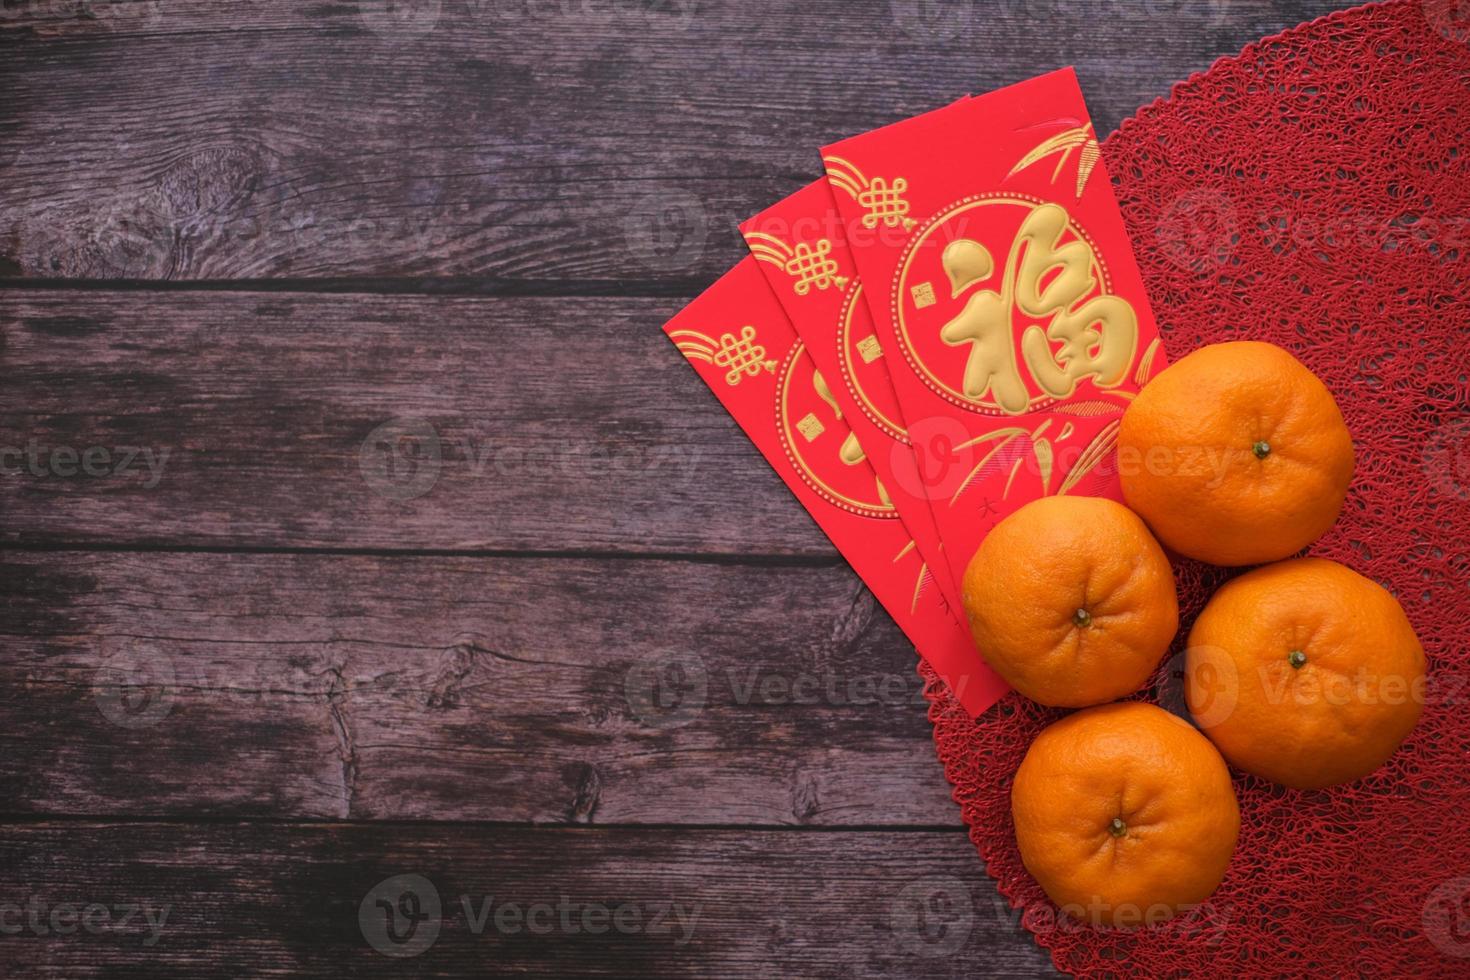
962,496,1177,708
1185,557,1425,789
1012,702,1240,925
1118,341,1354,565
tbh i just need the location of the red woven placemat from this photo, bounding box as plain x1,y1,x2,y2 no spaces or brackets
920,1,1470,974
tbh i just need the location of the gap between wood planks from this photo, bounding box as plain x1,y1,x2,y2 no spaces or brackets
0,277,723,298
0,814,968,832
0,541,843,566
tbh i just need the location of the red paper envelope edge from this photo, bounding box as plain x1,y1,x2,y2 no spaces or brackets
823,67,1169,594
663,258,1006,717
739,180,966,622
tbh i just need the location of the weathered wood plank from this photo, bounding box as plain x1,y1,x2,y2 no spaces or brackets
0,823,1060,978
0,290,838,553
0,550,971,825
0,0,1348,281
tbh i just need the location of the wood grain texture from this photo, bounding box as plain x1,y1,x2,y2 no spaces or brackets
0,0,1348,282
0,290,837,554
0,3,1363,975
0,550,967,824
0,823,1061,978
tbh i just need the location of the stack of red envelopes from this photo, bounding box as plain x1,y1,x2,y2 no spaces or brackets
664,68,1165,717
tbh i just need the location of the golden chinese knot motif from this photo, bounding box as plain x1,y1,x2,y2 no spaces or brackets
823,156,919,233
746,232,850,298
857,177,917,231
711,326,777,386
938,202,1137,414
785,241,849,295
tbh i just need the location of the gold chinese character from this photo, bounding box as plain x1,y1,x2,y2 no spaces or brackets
1013,206,1136,396
911,282,936,309
856,335,884,364
938,203,1137,413
797,413,825,441
811,368,890,505
940,274,1029,413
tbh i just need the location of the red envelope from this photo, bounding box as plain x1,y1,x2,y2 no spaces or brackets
823,67,1168,593
663,258,1006,716
739,181,965,620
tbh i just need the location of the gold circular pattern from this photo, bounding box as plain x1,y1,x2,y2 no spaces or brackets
837,282,908,442
776,342,899,519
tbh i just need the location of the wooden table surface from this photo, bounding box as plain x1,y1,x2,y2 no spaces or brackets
0,1,1349,975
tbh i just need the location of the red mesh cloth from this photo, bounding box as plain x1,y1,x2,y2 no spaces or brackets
920,1,1470,975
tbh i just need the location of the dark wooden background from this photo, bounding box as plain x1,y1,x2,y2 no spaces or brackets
0,1,1348,975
